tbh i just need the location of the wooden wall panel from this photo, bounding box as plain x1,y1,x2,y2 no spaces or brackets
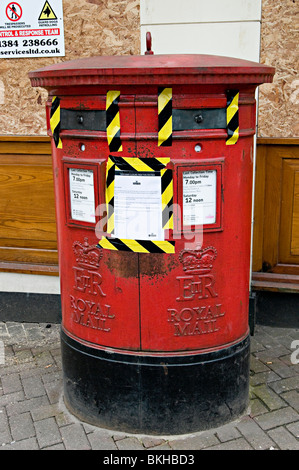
0,136,58,275
252,138,299,292
291,171,299,256
1,136,298,293
280,159,299,263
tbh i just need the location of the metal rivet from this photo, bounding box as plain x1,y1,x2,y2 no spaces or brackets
194,114,203,124
77,115,84,124
195,144,202,152
80,144,86,151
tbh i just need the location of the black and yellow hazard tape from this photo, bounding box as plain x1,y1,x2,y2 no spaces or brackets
97,237,175,254
50,96,62,149
226,90,239,145
103,156,174,252
106,91,122,152
161,168,173,230
158,87,172,147
108,155,169,173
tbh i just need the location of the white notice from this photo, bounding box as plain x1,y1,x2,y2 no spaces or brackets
0,0,65,58
69,168,95,223
114,171,164,241
183,170,217,225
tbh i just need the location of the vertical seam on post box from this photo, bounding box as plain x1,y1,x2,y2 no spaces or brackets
106,91,123,152
134,94,142,351
226,90,239,145
138,252,142,350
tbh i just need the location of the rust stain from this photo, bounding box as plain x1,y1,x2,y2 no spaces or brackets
105,250,138,278
139,253,179,280
104,251,179,280
136,147,156,159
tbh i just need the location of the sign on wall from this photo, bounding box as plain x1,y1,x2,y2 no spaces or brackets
0,0,65,58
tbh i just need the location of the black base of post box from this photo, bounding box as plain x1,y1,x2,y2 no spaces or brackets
61,329,250,435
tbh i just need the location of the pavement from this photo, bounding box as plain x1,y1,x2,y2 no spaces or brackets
0,321,298,451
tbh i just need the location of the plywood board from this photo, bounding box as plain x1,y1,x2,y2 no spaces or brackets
258,0,299,137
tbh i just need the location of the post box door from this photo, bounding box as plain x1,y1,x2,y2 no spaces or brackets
51,95,142,351
135,91,252,352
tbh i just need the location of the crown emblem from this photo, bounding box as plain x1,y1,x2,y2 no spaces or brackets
73,237,102,270
179,245,217,275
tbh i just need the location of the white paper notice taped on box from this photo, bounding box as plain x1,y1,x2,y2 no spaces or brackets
69,168,95,223
183,170,216,225
114,171,164,241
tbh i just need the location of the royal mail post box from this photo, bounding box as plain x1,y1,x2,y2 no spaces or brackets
29,44,274,435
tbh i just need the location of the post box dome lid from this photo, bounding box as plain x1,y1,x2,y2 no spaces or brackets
29,53,275,88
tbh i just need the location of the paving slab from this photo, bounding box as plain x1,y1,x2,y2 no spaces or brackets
0,322,298,451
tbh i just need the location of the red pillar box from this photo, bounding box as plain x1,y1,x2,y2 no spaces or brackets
29,49,274,435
